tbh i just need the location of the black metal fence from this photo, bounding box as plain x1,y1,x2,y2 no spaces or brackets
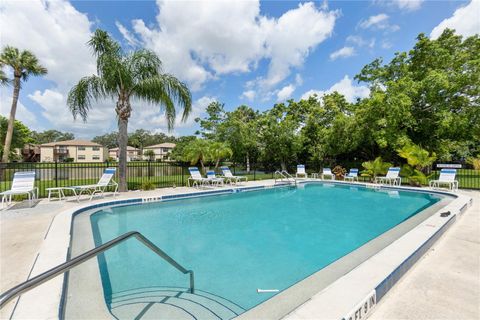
0,161,478,198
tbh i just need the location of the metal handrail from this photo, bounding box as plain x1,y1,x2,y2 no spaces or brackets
0,231,194,308
274,170,297,185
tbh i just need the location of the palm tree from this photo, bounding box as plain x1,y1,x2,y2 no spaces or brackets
183,139,210,172
361,157,392,181
67,29,191,192
208,141,233,168
1,46,47,162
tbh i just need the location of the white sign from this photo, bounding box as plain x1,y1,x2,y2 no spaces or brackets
341,290,376,320
436,164,462,169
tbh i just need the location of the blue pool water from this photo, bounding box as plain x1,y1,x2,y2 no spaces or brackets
90,183,441,312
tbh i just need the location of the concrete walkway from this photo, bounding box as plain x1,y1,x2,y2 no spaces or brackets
370,190,480,320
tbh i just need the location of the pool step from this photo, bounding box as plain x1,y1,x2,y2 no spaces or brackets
109,287,245,320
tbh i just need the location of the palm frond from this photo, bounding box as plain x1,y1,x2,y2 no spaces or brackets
67,75,107,121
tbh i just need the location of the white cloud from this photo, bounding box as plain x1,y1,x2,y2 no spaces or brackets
430,0,480,39
116,21,140,47
301,75,370,103
277,84,296,101
0,90,37,129
393,0,423,11
241,90,256,101
129,1,337,91
359,13,399,32
0,0,95,89
329,47,356,60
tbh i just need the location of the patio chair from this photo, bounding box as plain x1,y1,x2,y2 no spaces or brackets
375,167,401,186
188,167,212,188
1,171,38,208
220,166,247,185
344,168,359,182
429,169,458,191
57,168,118,202
296,165,308,178
321,168,335,180
206,170,225,187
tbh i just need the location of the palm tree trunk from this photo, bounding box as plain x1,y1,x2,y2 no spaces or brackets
246,151,250,173
116,93,131,192
2,76,21,163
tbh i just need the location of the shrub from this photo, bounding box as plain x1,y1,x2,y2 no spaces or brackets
332,165,347,179
361,157,392,181
140,181,156,191
467,156,480,170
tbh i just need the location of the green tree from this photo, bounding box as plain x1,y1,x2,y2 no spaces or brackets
1,46,47,162
355,29,480,160
397,143,436,171
31,130,75,144
92,132,118,149
67,29,192,191
258,103,302,171
170,136,197,161
195,101,226,139
208,141,233,168
143,149,155,161
218,105,259,172
182,139,210,171
0,115,32,160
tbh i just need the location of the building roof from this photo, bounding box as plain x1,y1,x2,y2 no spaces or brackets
144,142,176,149
109,146,139,151
40,139,103,147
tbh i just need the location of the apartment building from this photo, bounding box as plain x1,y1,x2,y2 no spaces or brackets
39,140,107,162
108,146,141,161
143,142,176,161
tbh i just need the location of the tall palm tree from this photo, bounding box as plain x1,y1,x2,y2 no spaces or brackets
183,139,210,172
208,141,232,169
68,29,191,192
1,46,47,162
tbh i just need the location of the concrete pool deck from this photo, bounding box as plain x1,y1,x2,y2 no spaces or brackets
0,181,478,319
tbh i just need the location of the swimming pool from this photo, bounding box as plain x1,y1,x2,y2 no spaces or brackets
87,183,443,319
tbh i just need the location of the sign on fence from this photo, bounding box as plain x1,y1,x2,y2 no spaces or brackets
436,164,462,169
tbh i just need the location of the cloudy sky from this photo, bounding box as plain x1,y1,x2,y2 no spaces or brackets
0,0,478,138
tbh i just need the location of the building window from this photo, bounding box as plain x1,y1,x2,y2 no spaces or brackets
162,148,170,153
78,155,86,160
92,155,100,160
92,147,100,151
78,147,86,151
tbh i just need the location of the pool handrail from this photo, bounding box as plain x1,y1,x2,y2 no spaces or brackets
0,231,195,309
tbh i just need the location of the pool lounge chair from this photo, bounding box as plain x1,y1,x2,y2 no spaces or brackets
321,168,335,180
1,171,38,208
296,165,308,178
206,171,225,187
64,168,118,201
220,166,247,185
188,167,212,188
429,169,458,191
344,168,359,182
375,167,401,186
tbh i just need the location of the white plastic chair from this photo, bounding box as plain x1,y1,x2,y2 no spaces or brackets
375,167,401,186
220,166,247,185
429,169,458,191
1,171,38,208
321,168,335,180
344,168,359,182
296,165,308,178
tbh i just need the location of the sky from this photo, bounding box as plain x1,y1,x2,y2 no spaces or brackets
0,0,479,138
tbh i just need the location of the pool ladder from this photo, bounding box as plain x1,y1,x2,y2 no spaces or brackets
0,231,195,309
274,170,297,186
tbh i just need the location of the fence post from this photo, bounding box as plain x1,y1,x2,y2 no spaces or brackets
55,161,58,188
233,162,236,175
254,163,256,181
181,164,185,186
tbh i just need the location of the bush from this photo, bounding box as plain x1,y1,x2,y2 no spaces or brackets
332,165,347,179
140,181,156,191
467,156,480,170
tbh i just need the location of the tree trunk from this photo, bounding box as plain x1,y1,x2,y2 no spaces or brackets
281,160,286,171
2,75,21,163
116,93,131,192
246,151,250,173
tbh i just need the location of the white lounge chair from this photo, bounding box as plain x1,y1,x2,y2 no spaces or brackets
206,170,225,187
429,169,458,191
321,168,335,180
375,167,401,186
296,165,308,178
188,167,212,188
344,168,359,182
1,171,38,208
59,168,118,201
220,166,247,185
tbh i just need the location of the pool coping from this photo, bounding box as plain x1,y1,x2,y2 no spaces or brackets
8,180,472,319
